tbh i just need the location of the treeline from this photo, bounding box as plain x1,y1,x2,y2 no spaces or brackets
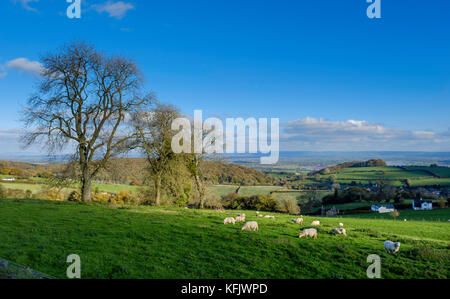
311,159,387,175
0,159,273,187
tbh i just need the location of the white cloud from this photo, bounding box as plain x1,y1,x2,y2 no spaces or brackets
6,58,45,77
281,117,450,151
13,0,39,12
93,1,134,19
0,65,7,78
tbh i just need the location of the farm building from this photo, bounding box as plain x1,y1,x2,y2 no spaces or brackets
321,206,339,217
412,199,433,211
371,204,395,213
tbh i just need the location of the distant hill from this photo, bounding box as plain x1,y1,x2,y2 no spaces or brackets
0,158,273,186
198,161,274,185
311,159,387,175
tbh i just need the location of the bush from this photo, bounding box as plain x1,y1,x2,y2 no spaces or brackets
35,188,64,201
0,185,6,198
25,190,33,199
93,192,111,203
112,190,139,205
276,198,301,215
221,193,279,212
390,210,400,220
189,196,223,209
67,191,82,202
5,188,27,199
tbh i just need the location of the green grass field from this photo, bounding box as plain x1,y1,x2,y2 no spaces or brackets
0,198,448,279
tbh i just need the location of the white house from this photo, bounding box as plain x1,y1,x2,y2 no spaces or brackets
412,199,433,211
371,204,396,213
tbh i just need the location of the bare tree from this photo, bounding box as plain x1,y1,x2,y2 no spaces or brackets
22,42,153,202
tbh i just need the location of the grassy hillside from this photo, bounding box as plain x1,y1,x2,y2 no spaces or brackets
319,166,450,187
0,198,448,279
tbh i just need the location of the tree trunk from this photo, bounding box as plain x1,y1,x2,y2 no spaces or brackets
155,175,161,206
81,176,92,203
81,166,92,203
194,173,205,209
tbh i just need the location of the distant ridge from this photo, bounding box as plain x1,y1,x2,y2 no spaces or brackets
311,159,387,175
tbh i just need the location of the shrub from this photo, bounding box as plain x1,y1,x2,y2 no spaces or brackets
134,188,153,205
25,190,33,199
221,193,279,212
111,190,139,205
93,192,111,203
277,198,301,215
6,188,27,199
390,210,400,220
0,185,6,198
35,188,64,201
439,197,446,208
254,194,278,212
67,191,82,202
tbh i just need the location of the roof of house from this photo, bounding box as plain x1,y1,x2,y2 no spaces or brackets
372,204,395,209
413,200,432,205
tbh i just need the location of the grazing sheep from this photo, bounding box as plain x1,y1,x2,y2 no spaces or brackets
311,221,320,226
330,228,347,236
264,215,275,219
292,218,304,225
224,217,236,225
242,221,259,232
299,228,318,239
235,214,246,222
404,219,407,222
257,214,263,218
339,223,344,227
384,240,401,253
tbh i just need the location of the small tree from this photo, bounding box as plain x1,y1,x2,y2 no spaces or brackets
22,42,153,202
440,196,446,209
390,210,400,220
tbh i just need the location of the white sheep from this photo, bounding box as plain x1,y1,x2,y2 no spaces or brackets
241,221,259,232
257,214,263,218
299,228,318,239
224,217,236,225
311,221,320,226
264,215,275,219
235,214,246,222
330,228,347,236
339,223,344,227
292,218,304,225
384,240,401,253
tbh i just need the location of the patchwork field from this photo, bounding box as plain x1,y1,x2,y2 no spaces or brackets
0,198,448,279
318,166,450,186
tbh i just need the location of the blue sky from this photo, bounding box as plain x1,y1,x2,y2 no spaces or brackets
0,0,449,153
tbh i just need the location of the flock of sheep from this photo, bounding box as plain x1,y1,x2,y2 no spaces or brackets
223,212,401,253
